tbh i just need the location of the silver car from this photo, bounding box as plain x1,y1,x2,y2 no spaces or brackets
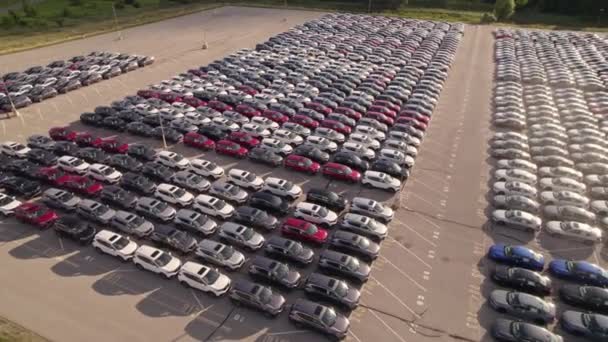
489,290,556,325
543,206,596,224
209,181,249,204
493,195,540,213
338,213,388,241
492,209,542,232
110,210,154,238
195,239,246,270
42,188,81,211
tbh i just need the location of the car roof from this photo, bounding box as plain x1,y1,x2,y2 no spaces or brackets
292,299,323,315
181,261,208,275
136,245,162,258
96,229,121,242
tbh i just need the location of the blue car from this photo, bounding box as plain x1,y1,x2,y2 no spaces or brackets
549,260,608,287
487,244,545,271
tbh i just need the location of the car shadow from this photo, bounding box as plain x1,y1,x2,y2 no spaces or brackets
537,231,594,260
0,219,40,243
50,247,122,277
91,268,161,296
8,231,79,260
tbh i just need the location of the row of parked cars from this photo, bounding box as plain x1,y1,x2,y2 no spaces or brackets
0,51,154,112
487,29,608,342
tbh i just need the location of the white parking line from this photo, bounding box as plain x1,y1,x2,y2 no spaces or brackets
392,219,437,248
362,300,408,342
379,256,427,292
386,236,433,269
413,212,443,231
266,330,310,336
405,192,443,211
348,330,363,342
370,276,422,319
190,289,205,312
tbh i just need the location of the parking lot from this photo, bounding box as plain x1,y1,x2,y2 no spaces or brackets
2,6,607,342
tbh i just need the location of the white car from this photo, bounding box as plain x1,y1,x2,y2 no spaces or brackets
348,133,381,150
493,132,528,142
494,169,537,185
294,202,338,227
177,261,231,296
260,138,293,155
189,159,224,179
57,156,90,175
493,181,537,197
133,245,182,278
341,142,375,160
155,151,190,170
272,129,304,146
590,201,608,216
539,177,586,194
241,123,271,138
306,136,338,153
538,167,583,181
539,191,590,208
1,141,30,158
227,169,264,190
0,193,21,216
251,116,280,130
155,183,194,207
92,230,138,261
262,177,302,200
545,221,602,244
496,159,538,173
211,117,240,131
362,171,401,192
349,197,394,223
193,194,234,219
492,209,542,232
184,112,211,126
353,125,385,141
314,127,345,143
378,148,414,168
87,164,122,184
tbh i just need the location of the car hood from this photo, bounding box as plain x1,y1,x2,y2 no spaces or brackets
120,241,138,256
248,233,265,247
562,310,585,330
227,251,245,266
285,270,302,286
491,318,514,340
549,259,569,275
357,262,371,277
163,258,182,273
488,244,506,259
2,200,21,211
326,211,338,223
489,290,509,307
331,315,350,335
211,274,231,291
269,293,286,311
100,209,116,220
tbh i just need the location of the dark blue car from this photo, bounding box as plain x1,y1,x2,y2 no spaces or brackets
488,244,545,271
549,260,608,287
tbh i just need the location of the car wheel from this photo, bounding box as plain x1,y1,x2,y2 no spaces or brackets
135,263,144,270
496,221,505,225
163,273,172,280
180,280,189,287
390,187,398,193
94,246,103,253
496,308,507,314
535,319,546,325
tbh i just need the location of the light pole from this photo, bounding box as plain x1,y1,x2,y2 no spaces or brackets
158,113,167,150
599,8,606,26
368,0,372,13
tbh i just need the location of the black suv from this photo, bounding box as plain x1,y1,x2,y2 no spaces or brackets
120,172,157,195
228,280,286,317
318,250,371,283
232,206,278,231
264,236,314,265
1,176,41,199
288,299,350,340
329,230,380,262
304,273,360,310
249,192,290,216
100,185,138,210
142,162,174,183
150,225,197,254
248,256,301,289
53,216,96,244
305,188,347,212
332,151,369,172
371,158,409,180
127,143,157,161
75,147,109,164
107,154,143,173
293,145,330,164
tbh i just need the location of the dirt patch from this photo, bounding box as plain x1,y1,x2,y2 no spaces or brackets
0,316,48,342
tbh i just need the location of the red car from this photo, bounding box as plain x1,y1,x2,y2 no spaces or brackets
320,119,351,134
304,102,332,115
399,110,430,124
284,155,320,175
395,116,428,130
372,100,400,113
208,100,232,113
236,85,258,96
183,132,215,150
36,167,72,185
369,105,397,118
49,127,77,141
159,92,183,103
322,163,361,183
215,140,248,158
188,69,205,77
281,217,328,245
291,115,319,129
334,107,362,121
236,104,261,118
56,175,103,196
75,132,101,147
228,132,260,149
15,203,59,228
183,96,207,108
366,112,394,126
261,110,289,124
97,138,129,154
137,89,160,99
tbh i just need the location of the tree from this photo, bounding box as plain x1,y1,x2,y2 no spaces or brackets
494,0,515,20
515,0,528,8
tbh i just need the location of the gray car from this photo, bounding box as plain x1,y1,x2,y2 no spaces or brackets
349,197,394,223
303,272,361,310
337,213,388,241
174,209,217,236
218,222,265,251
489,290,556,325
329,230,380,262
77,199,115,224
318,250,371,283
209,181,249,204
248,255,301,289
561,311,608,341
135,197,176,223
229,280,286,317
288,299,350,340
171,171,210,193
110,210,154,238
42,188,81,211
194,239,245,271
543,205,596,224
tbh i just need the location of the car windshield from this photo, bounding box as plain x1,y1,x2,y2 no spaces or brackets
101,167,114,175
112,236,130,249
345,257,359,271
582,314,608,333
226,185,239,195
321,307,337,326
243,173,256,182
204,162,217,171
219,245,234,258
306,225,318,235
241,227,254,240
0,196,12,205
272,262,289,278
203,269,220,284
288,241,303,254
173,188,186,197
332,280,349,297
156,252,172,266
212,199,225,210
356,236,370,248
258,287,272,304
317,207,328,217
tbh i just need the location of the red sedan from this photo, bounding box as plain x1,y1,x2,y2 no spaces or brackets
183,96,207,108
75,132,101,147
322,163,361,183
304,102,332,115
56,175,103,196
284,155,320,175
236,104,260,118
281,217,328,245
159,92,182,103
215,140,248,158
15,203,59,228
36,167,72,185
236,85,258,96
291,115,319,129
369,105,397,119
399,110,430,124
228,132,260,149
320,119,351,134
49,127,77,141
262,110,289,124
334,107,362,121
395,116,428,131
183,132,215,150
372,100,400,113
366,112,394,126
137,89,160,99
208,100,233,113
97,138,129,154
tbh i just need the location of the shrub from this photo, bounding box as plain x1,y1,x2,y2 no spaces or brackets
62,7,72,17
54,17,65,27
480,12,497,23
494,0,515,21
132,0,141,8
0,15,15,28
114,1,125,10
22,0,38,17
69,0,83,5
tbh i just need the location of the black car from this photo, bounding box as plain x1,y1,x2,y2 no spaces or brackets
29,86,58,102
293,145,330,164
150,224,197,254
559,285,608,313
80,112,105,126
0,176,42,199
491,265,552,296
318,250,371,283
53,216,96,244
5,159,40,179
100,185,138,210
264,235,314,265
142,162,174,183
249,191,290,216
371,158,409,180
332,152,369,172
329,230,380,262
248,256,302,289
127,144,156,161
288,299,350,340
94,106,117,116
126,122,155,137
228,280,286,317
102,116,126,131
248,147,283,167
303,273,361,310
152,127,183,143
75,147,109,164
120,172,157,195
107,154,143,173
232,206,279,231
198,125,229,141
306,188,347,212
54,78,81,93
118,111,142,123
27,148,58,166
298,108,325,122
53,141,79,156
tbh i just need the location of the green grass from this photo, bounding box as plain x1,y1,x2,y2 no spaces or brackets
0,316,48,342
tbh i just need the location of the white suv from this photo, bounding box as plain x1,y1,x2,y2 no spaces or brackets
177,261,231,297
155,151,190,170
155,183,194,207
260,138,293,156
262,177,302,200
1,141,30,158
227,169,263,190
0,193,21,216
193,194,234,219
87,164,122,184
362,171,401,192
92,230,138,261
294,202,338,227
57,156,90,175
133,245,182,278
